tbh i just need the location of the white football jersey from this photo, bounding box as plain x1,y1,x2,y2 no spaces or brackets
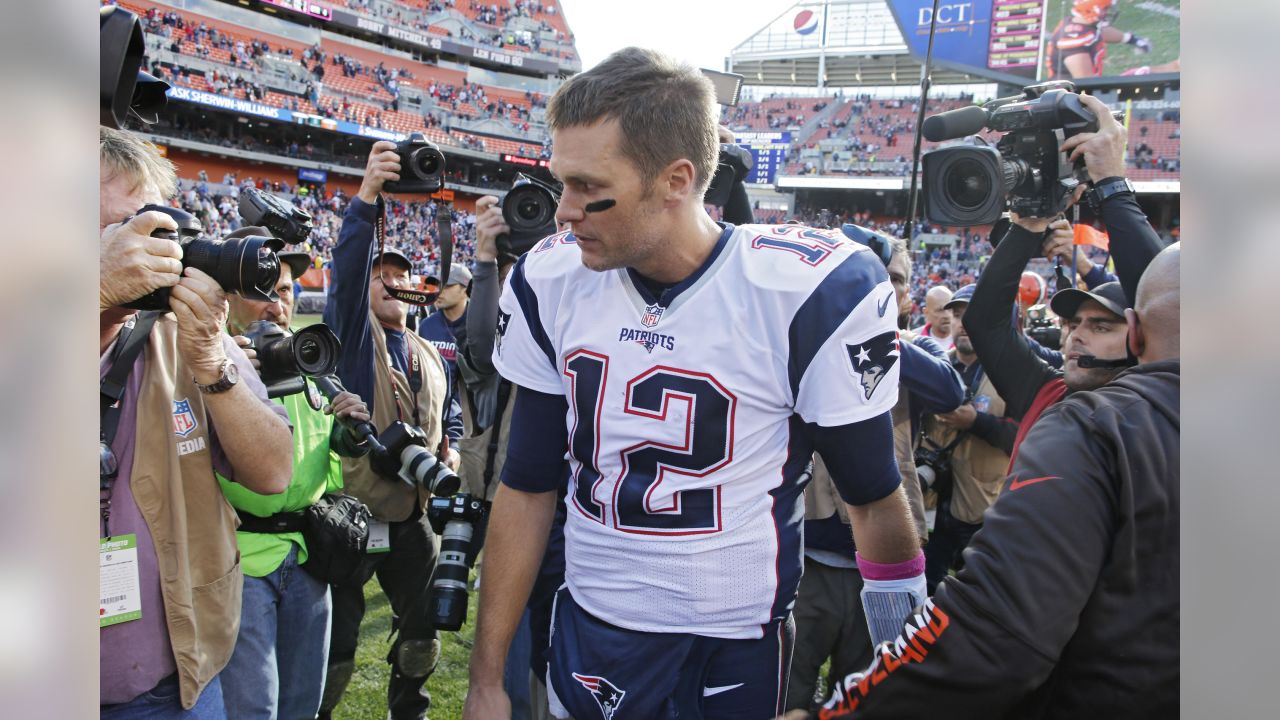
494,223,900,639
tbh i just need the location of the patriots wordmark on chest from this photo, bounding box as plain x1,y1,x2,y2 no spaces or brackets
641,304,664,328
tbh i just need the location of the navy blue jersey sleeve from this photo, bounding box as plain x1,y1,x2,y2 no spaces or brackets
500,385,569,493
1023,334,1064,369
1082,261,1116,289
324,197,378,412
901,336,965,413
811,411,900,506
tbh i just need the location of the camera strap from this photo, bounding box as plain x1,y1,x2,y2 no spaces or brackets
373,194,451,306
100,311,159,537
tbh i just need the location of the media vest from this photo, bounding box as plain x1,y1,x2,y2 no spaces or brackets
130,315,242,709
925,364,1010,525
340,312,449,522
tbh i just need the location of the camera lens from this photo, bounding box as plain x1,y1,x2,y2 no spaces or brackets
410,146,442,179
945,158,992,211
517,197,542,222
291,324,340,376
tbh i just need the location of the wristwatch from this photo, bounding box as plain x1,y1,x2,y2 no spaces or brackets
195,359,239,394
1085,176,1135,212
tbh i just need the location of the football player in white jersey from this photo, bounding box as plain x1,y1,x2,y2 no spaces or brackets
463,48,925,720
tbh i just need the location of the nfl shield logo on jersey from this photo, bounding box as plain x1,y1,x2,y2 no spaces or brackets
641,304,664,328
172,398,198,438
846,331,900,400
572,673,626,720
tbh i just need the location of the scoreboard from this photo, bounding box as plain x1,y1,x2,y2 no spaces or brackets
733,131,791,185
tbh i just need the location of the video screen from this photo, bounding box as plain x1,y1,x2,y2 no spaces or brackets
1042,0,1180,79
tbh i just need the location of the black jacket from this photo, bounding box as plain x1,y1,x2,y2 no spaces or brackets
817,360,1180,719
964,192,1165,422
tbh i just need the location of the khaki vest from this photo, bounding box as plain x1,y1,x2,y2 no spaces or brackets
803,387,929,543
458,383,516,502
924,365,1010,525
341,314,449,521
130,315,242,709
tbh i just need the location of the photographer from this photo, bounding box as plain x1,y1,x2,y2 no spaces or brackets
219,249,371,720
963,92,1165,460
99,127,293,716
318,140,463,720
919,286,1019,592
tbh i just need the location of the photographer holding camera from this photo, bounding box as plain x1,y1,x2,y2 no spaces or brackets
219,248,372,720
318,140,464,720
99,127,294,717
962,92,1165,461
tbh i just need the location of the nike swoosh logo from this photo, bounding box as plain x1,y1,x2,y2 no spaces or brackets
877,293,892,317
703,683,744,697
1008,475,1061,491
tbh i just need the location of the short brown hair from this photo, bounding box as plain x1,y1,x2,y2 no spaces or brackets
100,126,177,199
547,47,719,197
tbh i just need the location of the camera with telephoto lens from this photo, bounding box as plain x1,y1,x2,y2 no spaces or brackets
239,186,314,246
241,320,341,398
123,205,283,311
1025,303,1061,351
383,132,446,193
915,444,955,496
499,173,562,257
426,493,486,631
370,421,461,497
921,81,1122,226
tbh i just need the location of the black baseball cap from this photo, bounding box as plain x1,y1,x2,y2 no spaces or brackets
371,247,414,272
277,250,312,280
1050,281,1128,320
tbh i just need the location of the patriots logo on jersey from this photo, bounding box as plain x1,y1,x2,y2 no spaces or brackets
641,304,664,328
572,673,626,720
496,310,512,355
846,330,900,400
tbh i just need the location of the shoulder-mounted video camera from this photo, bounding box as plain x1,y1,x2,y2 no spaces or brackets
920,81,1122,226
101,6,169,128
240,186,314,245
384,132,446,194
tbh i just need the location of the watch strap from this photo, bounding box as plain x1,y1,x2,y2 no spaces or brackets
196,359,237,394
1086,177,1135,212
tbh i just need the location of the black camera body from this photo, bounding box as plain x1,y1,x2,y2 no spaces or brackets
922,82,1115,226
371,421,462,497
426,493,486,631
915,444,956,497
242,320,341,398
123,205,283,311
239,186,314,246
1025,304,1062,351
383,132,446,194
499,173,562,258
704,143,753,208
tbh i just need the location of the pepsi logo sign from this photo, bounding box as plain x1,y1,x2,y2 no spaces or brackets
794,9,819,35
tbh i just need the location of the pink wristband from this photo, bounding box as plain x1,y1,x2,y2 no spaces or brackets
855,551,926,581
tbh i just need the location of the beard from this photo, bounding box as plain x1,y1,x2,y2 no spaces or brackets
1063,362,1124,392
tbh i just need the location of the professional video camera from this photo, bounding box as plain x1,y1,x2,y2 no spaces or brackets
499,173,562,257
123,205,283,311
242,321,341,398
426,493,486,630
1025,304,1062,351
101,5,169,128
383,132,447,193
920,81,1121,226
239,186,314,245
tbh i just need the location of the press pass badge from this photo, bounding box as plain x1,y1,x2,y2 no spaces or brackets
367,521,391,553
100,534,142,627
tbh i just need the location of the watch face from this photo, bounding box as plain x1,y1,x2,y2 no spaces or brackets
225,361,239,384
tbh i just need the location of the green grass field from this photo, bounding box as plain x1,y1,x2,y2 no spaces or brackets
1043,0,1181,74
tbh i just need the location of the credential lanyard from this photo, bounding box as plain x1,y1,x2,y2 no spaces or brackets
100,311,159,538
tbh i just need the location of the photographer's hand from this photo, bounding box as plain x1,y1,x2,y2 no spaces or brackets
1059,93,1128,183
1039,219,1090,274
357,140,402,204
325,390,371,424
474,195,508,263
100,210,183,311
936,403,977,430
169,267,231,385
232,335,260,371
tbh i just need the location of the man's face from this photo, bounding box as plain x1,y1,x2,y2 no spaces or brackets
435,282,468,312
887,252,911,315
550,119,668,273
1062,298,1127,390
228,266,294,333
371,262,412,329
950,303,972,354
101,165,155,230
925,295,952,336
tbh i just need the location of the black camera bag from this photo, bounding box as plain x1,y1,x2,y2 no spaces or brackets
300,493,376,588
